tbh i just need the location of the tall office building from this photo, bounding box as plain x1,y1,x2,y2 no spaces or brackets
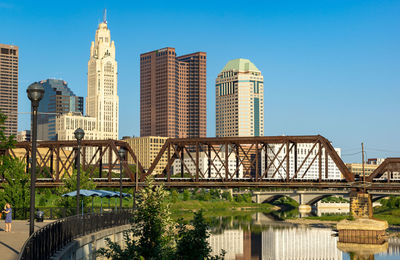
37,79,83,140
216,58,264,137
86,15,119,140
140,47,206,138
0,44,18,137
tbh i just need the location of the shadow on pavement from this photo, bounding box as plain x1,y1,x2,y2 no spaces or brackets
0,241,19,254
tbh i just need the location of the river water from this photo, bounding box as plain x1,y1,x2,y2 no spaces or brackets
207,212,400,260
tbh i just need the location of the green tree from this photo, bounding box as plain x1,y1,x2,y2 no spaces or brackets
221,191,232,201
182,189,190,201
55,169,96,216
98,177,175,259
175,210,225,260
0,113,16,151
0,157,29,219
170,189,179,203
97,178,224,260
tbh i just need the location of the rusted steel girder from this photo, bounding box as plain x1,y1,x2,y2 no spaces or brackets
6,140,144,182
366,158,400,182
145,135,355,182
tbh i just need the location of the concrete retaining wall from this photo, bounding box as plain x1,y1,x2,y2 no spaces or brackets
50,224,131,260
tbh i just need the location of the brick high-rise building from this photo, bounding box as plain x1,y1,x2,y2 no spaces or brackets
0,44,18,137
140,47,206,138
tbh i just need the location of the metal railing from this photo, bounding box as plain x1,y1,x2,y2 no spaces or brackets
18,210,133,260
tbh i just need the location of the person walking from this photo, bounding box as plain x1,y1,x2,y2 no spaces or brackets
2,203,12,232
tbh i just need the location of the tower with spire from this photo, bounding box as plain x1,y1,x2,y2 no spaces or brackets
87,11,119,140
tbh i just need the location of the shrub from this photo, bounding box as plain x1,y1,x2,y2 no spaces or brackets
221,191,232,201
183,189,190,201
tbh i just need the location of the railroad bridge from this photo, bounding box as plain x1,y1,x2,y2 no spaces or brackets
1,135,400,190
3,135,400,217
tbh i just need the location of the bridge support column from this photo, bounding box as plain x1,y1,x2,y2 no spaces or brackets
337,191,388,246
350,192,372,218
255,194,260,204
298,193,311,213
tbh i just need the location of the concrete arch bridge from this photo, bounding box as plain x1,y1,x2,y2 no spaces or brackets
251,190,400,206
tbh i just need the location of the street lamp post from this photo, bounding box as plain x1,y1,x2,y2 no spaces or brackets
27,82,44,236
118,148,126,210
74,128,85,216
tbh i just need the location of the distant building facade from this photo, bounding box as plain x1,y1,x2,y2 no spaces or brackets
264,144,343,180
0,44,18,137
124,136,168,174
37,79,83,141
216,58,264,137
172,152,244,178
17,130,30,142
56,112,97,141
140,47,206,138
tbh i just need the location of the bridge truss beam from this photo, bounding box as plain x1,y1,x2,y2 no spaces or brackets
145,135,354,182
5,140,144,182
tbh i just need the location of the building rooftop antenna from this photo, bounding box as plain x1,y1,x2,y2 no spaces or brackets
103,8,107,24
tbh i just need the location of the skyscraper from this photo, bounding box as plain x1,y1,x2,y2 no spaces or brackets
140,47,206,138
87,15,119,140
37,79,83,141
0,44,18,137
216,58,264,137
56,12,118,148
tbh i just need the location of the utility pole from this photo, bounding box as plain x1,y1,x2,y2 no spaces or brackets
362,142,365,192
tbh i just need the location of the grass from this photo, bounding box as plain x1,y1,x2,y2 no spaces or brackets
373,208,400,225
170,200,273,220
305,214,350,222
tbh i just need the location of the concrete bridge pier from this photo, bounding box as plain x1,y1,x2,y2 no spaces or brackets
298,193,312,214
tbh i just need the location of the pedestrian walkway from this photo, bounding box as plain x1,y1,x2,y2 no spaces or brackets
0,220,50,260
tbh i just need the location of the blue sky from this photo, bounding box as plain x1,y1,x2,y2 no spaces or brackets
1,0,399,162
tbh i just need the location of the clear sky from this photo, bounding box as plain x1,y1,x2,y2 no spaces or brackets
1,0,399,162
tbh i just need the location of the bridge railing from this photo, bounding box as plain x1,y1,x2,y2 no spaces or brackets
18,210,133,260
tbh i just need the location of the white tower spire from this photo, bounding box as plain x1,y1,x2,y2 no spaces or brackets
103,9,107,24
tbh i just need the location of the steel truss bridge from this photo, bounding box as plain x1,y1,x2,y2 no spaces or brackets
2,135,400,191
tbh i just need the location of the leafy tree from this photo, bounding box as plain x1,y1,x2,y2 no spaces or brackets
182,189,190,201
55,169,96,216
0,157,29,219
175,210,225,260
170,189,179,203
221,191,232,201
0,113,16,151
133,177,175,259
98,177,175,259
0,112,29,219
97,178,225,260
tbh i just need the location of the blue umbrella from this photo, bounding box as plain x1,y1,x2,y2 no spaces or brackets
91,190,119,212
62,190,102,214
62,190,102,197
114,191,132,198
91,190,132,211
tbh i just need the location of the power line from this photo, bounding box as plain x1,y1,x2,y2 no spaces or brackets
342,151,362,156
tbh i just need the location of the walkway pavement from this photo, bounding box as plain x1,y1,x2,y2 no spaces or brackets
0,220,50,260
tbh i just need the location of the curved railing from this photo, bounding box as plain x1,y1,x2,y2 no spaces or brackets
18,210,133,260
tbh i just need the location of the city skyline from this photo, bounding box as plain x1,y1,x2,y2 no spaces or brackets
2,0,399,162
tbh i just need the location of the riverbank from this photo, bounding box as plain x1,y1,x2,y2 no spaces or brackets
170,200,275,220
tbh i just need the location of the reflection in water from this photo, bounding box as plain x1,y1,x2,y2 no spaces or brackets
262,227,342,260
206,213,400,260
338,241,388,260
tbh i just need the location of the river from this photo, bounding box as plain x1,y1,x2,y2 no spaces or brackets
207,212,400,260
